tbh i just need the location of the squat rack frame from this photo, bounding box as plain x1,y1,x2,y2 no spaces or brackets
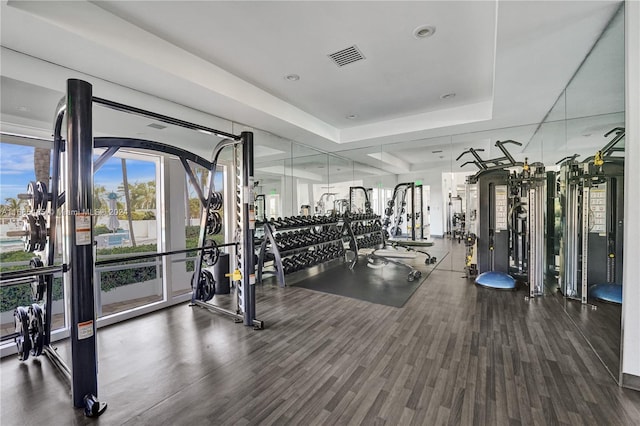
1,78,261,417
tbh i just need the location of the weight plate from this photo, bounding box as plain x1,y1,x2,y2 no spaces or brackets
210,191,223,210
26,181,40,212
23,215,38,252
35,181,48,211
35,215,47,251
207,211,222,235
14,307,31,361
199,269,216,302
203,239,220,266
29,257,45,302
29,304,44,357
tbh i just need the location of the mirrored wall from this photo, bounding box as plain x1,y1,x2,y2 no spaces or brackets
536,4,625,381
250,3,625,381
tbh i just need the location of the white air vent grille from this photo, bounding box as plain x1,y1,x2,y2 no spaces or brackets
328,45,365,67
147,123,167,130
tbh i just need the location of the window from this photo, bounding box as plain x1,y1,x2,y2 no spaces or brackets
93,151,162,317
0,140,66,340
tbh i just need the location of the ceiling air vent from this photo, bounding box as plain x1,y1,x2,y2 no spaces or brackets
328,45,365,67
147,123,167,130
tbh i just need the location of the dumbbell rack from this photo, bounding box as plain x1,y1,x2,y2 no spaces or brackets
256,215,345,287
343,212,385,269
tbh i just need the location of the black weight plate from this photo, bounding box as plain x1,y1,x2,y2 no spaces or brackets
35,181,48,211
199,269,216,302
29,304,44,357
203,239,220,266
35,215,48,251
23,215,38,253
29,257,46,301
14,307,31,361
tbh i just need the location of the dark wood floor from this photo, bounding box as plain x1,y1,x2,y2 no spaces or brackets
2,257,640,425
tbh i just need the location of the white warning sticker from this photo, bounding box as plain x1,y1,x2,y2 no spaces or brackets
75,213,92,245
77,320,94,340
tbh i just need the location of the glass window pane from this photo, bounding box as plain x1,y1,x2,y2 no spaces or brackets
1,140,66,339
93,152,162,316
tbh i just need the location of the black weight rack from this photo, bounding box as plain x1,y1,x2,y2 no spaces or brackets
256,215,345,286
343,212,385,269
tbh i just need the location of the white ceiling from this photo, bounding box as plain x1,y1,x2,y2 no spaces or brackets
0,0,624,180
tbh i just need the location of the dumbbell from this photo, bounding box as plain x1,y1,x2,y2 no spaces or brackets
307,252,319,266
293,255,307,271
317,251,326,262
408,270,422,282
282,258,294,274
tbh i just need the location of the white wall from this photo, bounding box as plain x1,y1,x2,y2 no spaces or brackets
165,158,192,295
621,0,640,386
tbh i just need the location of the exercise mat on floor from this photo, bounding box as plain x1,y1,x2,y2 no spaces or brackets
293,248,448,307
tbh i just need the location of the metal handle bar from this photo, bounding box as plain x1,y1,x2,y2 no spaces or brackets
556,154,580,165
455,148,485,162
0,265,66,283
95,242,238,266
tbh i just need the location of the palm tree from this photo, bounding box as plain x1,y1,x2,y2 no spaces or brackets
4,197,24,219
93,185,108,225
130,181,156,210
33,147,51,184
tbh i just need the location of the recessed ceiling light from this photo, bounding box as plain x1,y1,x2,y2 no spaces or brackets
346,114,358,120
440,92,456,99
285,74,300,81
413,25,436,39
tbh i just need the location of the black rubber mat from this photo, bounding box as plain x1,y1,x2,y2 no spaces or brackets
292,246,449,307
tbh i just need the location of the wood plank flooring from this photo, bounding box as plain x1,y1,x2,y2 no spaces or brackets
1,259,640,425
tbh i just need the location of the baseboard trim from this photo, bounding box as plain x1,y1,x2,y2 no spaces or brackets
621,373,640,391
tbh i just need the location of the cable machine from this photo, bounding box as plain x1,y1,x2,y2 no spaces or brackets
315,192,337,215
447,193,465,242
558,128,625,304
348,186,373,214
381,182,424,241
0,78,261,417
457,140,547,295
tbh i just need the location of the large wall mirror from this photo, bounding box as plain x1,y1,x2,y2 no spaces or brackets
248,3,625,383
538,4,625,382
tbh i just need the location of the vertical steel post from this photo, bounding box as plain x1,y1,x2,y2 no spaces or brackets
241,132,256,325
410,184,416,240
65,79,99,407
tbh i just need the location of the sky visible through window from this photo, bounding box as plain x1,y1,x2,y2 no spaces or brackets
0,142,156,202
0,143,36,201
1,141,222,203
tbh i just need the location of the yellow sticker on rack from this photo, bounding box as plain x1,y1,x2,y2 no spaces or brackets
77,320,94,340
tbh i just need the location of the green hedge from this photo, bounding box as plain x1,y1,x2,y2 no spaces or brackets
0,278,63,312
1,244,159,312
1,229,227,311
